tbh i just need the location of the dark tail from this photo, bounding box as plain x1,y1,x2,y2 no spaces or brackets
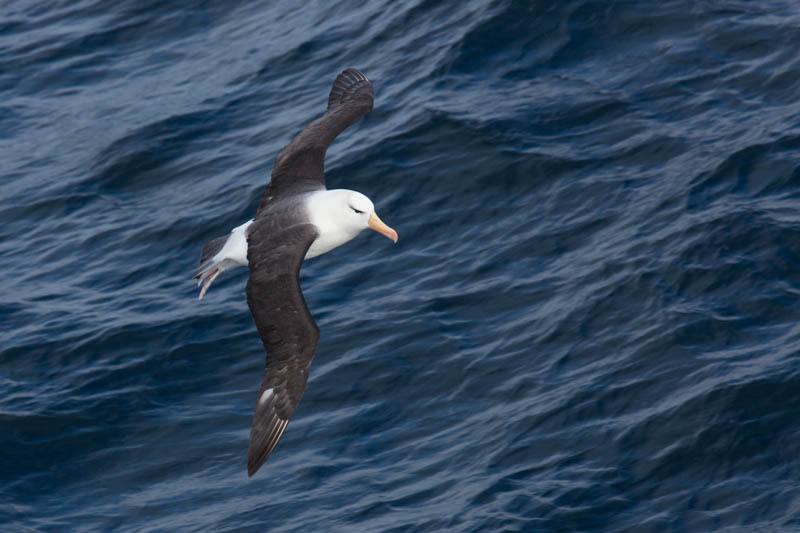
193,235,227,279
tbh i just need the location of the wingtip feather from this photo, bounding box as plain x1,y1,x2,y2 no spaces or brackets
247,415,289,477
328,67,373,110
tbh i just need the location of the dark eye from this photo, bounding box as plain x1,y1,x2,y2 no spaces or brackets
352,207,364,214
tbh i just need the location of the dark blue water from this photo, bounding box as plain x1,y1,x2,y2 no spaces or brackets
3,1,800,530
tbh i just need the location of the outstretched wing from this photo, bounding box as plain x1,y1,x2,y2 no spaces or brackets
261,68,374,202
245,221,320,476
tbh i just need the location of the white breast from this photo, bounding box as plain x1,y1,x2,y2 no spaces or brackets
305,227,354,259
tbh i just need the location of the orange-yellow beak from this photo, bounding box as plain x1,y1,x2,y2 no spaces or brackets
368,211,398,243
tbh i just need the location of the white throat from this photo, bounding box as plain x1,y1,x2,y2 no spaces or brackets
304,189,369,259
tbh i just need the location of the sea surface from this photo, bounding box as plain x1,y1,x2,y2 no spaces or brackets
3,1,800,531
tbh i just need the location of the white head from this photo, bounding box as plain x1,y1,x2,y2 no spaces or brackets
305,189,398,259
338,189,376,235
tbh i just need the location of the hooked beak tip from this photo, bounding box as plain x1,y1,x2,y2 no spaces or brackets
368,211,398,244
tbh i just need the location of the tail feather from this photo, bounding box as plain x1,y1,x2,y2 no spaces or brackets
193,234,230,301
193,220,252,301
194,235,227,279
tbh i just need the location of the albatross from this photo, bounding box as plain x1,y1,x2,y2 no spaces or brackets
193,68,397,476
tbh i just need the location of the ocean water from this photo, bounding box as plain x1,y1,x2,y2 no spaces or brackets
3,0,800,530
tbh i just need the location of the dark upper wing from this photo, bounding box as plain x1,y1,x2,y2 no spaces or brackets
265,68,373,197
245,221,320,476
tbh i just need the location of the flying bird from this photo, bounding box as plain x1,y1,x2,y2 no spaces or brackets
193,68,397,476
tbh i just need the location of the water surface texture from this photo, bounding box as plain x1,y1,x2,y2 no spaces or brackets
3,1,800,530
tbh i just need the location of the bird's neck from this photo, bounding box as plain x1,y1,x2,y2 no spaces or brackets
303,189,362,260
